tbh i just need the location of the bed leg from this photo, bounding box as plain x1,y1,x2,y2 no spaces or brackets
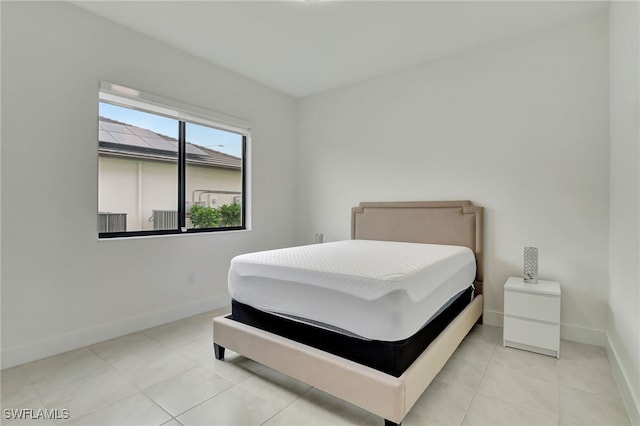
384,420,400,426
214,343,225,360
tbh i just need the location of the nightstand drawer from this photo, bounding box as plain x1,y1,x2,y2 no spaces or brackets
504,290,560,323
504,316,560,352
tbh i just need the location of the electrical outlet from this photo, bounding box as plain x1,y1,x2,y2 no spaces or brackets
314,233,324,244
188,272,196,284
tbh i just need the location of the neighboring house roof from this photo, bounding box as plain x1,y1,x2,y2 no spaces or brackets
98,116,241,169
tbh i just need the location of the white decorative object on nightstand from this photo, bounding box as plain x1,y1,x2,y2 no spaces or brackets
503,276,561,358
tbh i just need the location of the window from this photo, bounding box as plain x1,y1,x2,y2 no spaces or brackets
98,82,249,238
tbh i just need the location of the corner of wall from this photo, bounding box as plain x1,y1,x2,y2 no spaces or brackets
606,334,640,426
607,1,640,424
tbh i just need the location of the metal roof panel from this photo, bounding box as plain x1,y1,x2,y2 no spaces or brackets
111,132,152,148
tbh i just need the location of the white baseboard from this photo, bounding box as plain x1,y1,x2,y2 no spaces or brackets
1,295,231,370
482,309,503,328
559,322,607,347
605,334,640,426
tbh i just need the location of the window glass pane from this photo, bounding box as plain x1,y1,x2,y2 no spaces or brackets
98,102,178,233
185,122,243,229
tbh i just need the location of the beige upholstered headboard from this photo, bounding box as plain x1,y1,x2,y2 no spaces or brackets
351,201,483,292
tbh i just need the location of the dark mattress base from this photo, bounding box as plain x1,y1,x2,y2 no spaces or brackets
230,286,474,377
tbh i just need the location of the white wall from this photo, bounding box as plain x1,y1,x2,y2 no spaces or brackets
608,2,640,423
0,2,297,368
297,13,610,342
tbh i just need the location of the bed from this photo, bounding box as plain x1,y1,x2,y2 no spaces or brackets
212,200,484,425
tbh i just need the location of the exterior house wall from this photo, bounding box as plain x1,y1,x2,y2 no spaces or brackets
186,163,242,211
98,156,241,232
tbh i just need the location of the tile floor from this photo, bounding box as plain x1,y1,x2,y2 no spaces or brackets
1,307,631,426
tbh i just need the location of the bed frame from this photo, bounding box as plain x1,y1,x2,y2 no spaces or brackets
212,200,483,425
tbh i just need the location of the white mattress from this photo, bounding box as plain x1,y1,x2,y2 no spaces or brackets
228,240,476,341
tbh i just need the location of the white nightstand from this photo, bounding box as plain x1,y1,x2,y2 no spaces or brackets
503,276,561,358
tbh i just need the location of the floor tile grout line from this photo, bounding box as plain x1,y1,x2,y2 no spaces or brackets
79,342,200,422
487,352,561,387
465,393,562,426
88,335,206,393
88,345,150,393
16,350,139,425
475,341,566,424
141,328,211,352
56,387,139,425
138,387,176,424
12,372,58,425
237,375,310,409
170,381,259,423
257,385,315,425
139,364,203,392
459,338,496,425
557,381,627,404
140,367,237,420
203,362,257,386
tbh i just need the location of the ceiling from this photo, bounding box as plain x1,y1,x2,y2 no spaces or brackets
71,1,608,98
